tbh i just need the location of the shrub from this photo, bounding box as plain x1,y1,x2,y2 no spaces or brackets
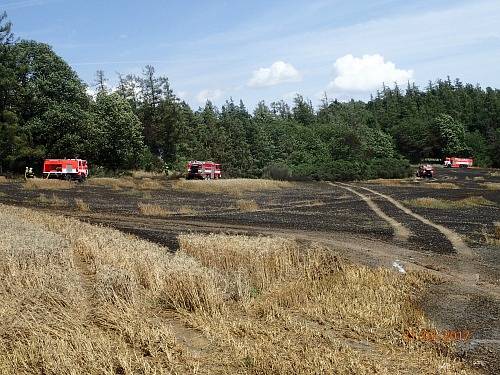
262,163,290,180
367,158,413,179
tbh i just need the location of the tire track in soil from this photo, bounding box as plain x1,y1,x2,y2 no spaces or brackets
351,184,473,257
330,182,411,242
369,196,456,254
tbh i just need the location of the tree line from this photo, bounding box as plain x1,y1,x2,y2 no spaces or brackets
1,13,499,180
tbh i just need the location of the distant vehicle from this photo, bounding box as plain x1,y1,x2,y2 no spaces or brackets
43,159,88,181
444,157,473,168
187,161,221,180
416,164,434,178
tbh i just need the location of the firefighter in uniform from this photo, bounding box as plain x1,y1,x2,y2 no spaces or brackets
25,167,34,180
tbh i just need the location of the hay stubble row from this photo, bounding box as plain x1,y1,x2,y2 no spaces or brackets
0,204,476,374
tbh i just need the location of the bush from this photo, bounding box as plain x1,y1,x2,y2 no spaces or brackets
139,149,166,173
366,158,412,179
290,157,411,181
262,163,290,180
313,160,366,181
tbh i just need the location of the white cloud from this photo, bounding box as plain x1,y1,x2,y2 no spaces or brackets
196,89,223,103
248,61,301,88
328,54,414,92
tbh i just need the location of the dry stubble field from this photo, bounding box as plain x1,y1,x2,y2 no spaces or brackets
0,168,499,373
0,204,476,374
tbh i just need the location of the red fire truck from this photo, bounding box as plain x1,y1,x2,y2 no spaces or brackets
187,161,221,180
43,159,89,181
444,157,473,168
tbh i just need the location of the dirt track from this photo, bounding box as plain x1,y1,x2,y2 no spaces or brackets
0,166,499,372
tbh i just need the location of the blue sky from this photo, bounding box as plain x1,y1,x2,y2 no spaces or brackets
4,0,500,109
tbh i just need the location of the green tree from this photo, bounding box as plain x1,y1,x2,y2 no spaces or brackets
93,92,144,170
220,99,253,176
433,113,466,157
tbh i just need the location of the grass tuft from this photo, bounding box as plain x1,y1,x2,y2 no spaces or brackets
74,198,90,212
485,222,500,247
235,199,259,212
405,196,495,209
481,182,500,190
424,182,459,189
137,202,172,217
24,178,73,190
178,206,196,215
131,170,165,179
173,178,292,195
366,178,413,186
34,193,67,206
88,177,163,191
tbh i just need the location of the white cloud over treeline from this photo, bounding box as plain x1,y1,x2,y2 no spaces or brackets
328,54,414,92
248,61,301,88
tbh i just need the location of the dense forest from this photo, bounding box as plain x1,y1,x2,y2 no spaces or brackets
1,12,499,180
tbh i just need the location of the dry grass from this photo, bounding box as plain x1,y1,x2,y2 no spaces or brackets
235,199,259,212
131,170,165,179
24,178,73,190
177,206,196,215
34,193,67,206
0,205,476,374
366,178,414,186
481,182,500,190
88,177,163,191
485,222,500,247
0,204,212,374
138,203,196,216
424,182,459,189
405,196,496,209
0,176,9,184
489,171,500,177
138,178,164,190
74,198,90,212
137,202,172,217
173,178,292,196
473,176,485,181
366,180,459,190
178,234,473,374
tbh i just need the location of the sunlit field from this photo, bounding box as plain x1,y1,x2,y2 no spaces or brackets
0,204,475,374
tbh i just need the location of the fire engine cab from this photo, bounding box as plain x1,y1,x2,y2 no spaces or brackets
187,161,221,180
43,159,89,181
444,157,473,168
